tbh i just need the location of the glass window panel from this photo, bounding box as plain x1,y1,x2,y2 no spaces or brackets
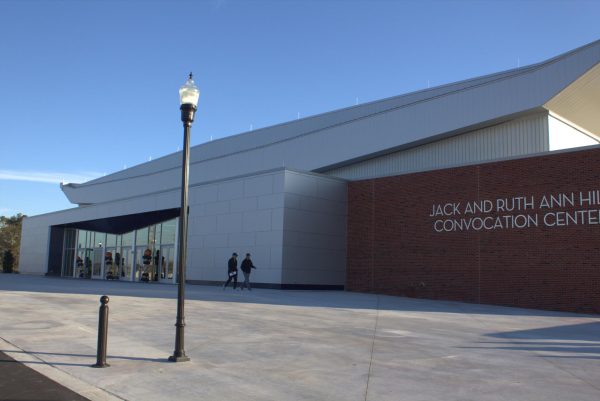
76,249,93,279
120,248,132,280
106,234,117,248
62,249,75,277
154,224,162,248
64,229,76,250
77,230,87,249
62,228,77,277
96,232,106,248
161,219,177,245
148,225,156,246
136,228,149,247
122,232,133,247
93,248,102,276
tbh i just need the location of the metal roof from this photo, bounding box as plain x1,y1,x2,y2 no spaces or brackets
62,39,600,205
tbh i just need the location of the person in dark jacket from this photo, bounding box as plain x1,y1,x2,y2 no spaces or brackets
240,253,256,290
223,252,238,290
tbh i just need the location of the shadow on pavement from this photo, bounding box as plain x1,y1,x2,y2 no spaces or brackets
0,350,90,401
458,321,600,359
486,321,600,342
1,349,167,366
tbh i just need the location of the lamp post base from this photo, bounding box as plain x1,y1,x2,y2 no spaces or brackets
91,363,110,368
168,354,190,362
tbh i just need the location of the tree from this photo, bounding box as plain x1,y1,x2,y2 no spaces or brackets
2,250,14,273
0,213,26,272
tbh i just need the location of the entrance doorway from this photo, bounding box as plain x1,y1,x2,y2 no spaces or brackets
92,248,103,279
105,247,117,279
134,246,155,282
119,248,133,280
159,245,175,283
76,249,92,278
65,217,178,283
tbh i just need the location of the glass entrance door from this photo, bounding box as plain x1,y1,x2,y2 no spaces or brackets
92,248,103,279
135,246,154,282
105,247,117,279
159,245,175,283
119,248,133,281
76,249,92,278
84,249,94,278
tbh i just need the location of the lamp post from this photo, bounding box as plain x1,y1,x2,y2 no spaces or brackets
169,73,199,362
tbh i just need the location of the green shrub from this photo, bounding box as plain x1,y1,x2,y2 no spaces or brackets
3,250,15,273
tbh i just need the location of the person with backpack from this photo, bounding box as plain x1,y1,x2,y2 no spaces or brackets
240,253,256,291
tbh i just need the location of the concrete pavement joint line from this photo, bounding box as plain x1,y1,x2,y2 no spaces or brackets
364,295,380,401
0,336,125,401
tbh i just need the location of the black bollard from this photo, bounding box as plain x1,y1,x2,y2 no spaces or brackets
92,295,110,368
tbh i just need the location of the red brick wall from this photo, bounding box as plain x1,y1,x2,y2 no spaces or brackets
347,147,600,314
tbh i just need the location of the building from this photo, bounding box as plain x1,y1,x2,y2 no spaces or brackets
20,40,600,312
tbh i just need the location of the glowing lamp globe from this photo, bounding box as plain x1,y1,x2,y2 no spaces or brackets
179,73,200,107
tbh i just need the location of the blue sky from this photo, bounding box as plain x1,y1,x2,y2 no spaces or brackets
1,0,599,217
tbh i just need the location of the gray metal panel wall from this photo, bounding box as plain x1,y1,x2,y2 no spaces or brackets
323,113,549,181
281,170,347,286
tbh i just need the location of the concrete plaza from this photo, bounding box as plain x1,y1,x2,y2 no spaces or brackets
0,275,598,401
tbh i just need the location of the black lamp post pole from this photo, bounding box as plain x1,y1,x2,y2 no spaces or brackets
169,101,196,363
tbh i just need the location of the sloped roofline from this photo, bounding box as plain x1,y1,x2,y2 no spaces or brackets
64,39,600,191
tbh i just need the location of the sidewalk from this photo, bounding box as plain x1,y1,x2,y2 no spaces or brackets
0,274,599,401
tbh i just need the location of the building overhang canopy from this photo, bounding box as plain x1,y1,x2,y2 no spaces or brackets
59,208,180,235
544,62,600,138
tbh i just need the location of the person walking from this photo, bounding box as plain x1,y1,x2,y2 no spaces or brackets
223,252,238,290
240,253,256,290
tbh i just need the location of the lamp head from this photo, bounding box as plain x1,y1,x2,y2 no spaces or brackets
179,72,200,107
